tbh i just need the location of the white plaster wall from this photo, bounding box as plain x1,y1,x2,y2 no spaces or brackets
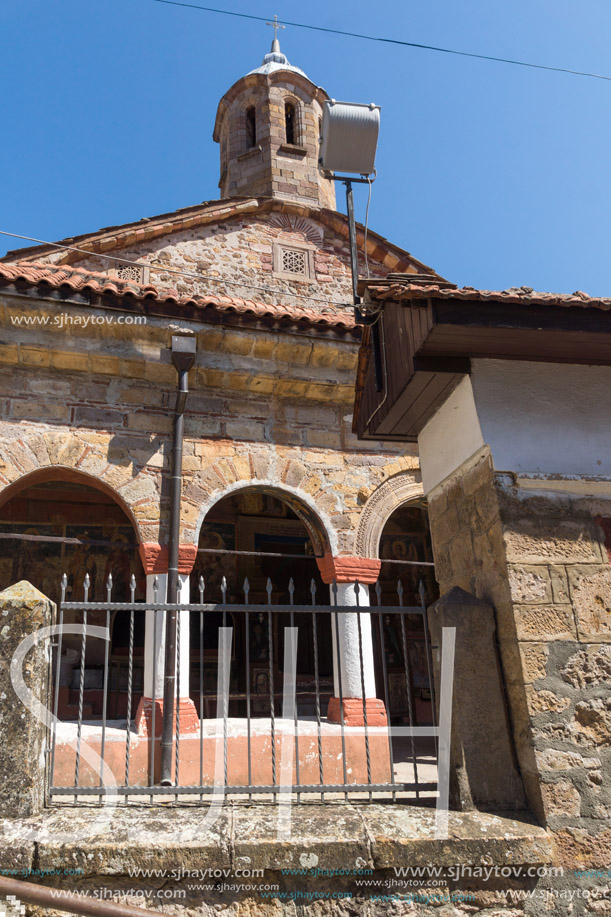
418,376,485,494
470,359,611,478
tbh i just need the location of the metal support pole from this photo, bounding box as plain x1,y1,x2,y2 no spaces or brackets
160,337,196,786
344,179,360,308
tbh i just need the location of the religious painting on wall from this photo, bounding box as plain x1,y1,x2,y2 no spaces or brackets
191,522,236,602
0,523,62,601
65,525,139,601
0,522,142,606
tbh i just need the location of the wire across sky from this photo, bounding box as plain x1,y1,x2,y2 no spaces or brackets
151,0,611,83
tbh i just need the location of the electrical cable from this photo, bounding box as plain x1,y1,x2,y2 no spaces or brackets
363,172,374,279
0,229,352,308
151,0,611,83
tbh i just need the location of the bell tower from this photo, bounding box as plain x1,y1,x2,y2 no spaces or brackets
213,33,336,210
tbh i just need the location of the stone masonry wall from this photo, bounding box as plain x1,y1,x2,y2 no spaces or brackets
427,446,611,893
64,213,389,310
0,288,416,555
216,71,336,209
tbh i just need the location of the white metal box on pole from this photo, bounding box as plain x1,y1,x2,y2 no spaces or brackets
319,100,381,175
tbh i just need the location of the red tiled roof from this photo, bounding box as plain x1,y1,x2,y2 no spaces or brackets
0,261,358,330
367,280,611,311
0,197,439,279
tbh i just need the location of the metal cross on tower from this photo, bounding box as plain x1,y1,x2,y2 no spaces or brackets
266,14,285,41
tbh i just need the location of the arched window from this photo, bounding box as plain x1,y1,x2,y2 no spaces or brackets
245,107,257,149
285,101,296,145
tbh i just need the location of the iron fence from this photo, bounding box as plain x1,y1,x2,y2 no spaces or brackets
48,574,439,806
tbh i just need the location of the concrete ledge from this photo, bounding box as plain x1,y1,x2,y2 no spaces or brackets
0,805,552,876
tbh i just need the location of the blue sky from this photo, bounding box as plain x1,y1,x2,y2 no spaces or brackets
2,0,611,294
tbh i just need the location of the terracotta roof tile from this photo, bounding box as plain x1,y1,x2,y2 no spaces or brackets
367,280,611,311
0,261,358,330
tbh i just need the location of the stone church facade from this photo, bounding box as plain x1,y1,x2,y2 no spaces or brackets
0,40,438,735
1,35,609,917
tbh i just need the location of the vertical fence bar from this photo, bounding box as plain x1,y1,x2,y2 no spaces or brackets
150,576,159,803
124,575,136,801
175,605,181,800
420,580,438,757
74,598,88,791
267,578,276,792
199,576,204,804
244,578,252,802
288,579,301,804
397,580,419,798
98,575,112,804
50,575,67,801
375,582,396,801
221,577,229,792
311,579,324,801
354,581,372,801
332,582,349,801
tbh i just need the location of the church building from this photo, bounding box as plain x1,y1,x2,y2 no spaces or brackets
0,36,439,779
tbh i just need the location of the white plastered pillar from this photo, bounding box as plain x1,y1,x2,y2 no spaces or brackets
143,572,191,701
330,581,376,699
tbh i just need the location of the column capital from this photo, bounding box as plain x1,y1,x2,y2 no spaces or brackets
316,554,381,585
139,542,198,576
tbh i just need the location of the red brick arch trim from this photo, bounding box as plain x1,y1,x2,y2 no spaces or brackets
138,543,198,576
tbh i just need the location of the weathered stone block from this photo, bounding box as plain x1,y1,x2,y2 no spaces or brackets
128,412,173,434
514,604,577,641
88,354,121,375
550,564,571,603
526,688,571,715
535,748,601,771
562,645,611,688
520,643,550,683
573,698,611,747
14,402,71,423
74,406,124,428
51,351,89,372
0,581,55,817
567,566,611,642
503,519,602,565
540,779,581,816
508,564,552,604
428,587,526,811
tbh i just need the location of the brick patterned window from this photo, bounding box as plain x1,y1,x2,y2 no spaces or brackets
273,242,314,280
281,247,307,276
116,264,144,283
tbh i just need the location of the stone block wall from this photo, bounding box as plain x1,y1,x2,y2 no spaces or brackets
0,288,417,557
214,70,336,209
66,213,389,309
426,445,611,872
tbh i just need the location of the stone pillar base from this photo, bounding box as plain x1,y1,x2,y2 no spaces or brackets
327,696,387,727
135,697,200,737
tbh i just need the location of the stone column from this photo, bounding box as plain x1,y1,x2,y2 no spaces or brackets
427,586,526,811
316,555,387,726
135,543,198,736
0,581,55,817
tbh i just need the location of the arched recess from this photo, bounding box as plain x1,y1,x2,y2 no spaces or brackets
355,473,425,559
284,97,300,145
0,466,142,540
0,466,146,718
191,484,335,710
196,481,334,561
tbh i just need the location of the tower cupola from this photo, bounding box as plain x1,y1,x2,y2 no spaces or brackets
213,36,336,209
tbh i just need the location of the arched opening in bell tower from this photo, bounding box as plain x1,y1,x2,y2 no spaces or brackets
284,101,296,145
245,106,257,149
